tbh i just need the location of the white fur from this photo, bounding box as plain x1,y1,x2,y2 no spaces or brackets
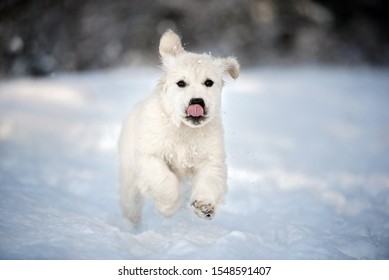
118,30,240,225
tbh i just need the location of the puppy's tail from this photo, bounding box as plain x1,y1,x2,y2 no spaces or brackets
119,169,143,226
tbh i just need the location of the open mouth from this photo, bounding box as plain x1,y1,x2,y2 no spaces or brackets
186,98,207,125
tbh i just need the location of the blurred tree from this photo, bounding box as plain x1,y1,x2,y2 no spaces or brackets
0,0,388,76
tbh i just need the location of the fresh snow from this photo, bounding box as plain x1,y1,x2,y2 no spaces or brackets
0,66,388,259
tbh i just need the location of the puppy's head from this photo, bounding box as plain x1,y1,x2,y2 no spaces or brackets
158,30,239,128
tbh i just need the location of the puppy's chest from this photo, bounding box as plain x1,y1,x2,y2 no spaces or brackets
162,142,210,176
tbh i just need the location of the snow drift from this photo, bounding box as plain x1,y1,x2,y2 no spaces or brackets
0,66,388,259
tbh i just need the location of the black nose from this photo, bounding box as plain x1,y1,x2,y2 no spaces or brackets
189,98,205,108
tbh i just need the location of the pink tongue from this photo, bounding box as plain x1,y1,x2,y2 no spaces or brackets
187,104,204,117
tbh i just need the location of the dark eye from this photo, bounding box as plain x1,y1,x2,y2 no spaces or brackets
176,80,187,88
204,79,214,87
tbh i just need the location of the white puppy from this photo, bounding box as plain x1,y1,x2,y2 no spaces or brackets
118,30,239,225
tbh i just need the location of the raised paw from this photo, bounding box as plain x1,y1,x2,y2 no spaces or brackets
191,200,215,220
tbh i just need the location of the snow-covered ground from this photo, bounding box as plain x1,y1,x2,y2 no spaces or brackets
0,66,388,259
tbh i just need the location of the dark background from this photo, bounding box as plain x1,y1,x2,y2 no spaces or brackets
1,0,388,77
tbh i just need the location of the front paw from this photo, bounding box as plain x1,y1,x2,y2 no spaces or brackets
191,200,215,220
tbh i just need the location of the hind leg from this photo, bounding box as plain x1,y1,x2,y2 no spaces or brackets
120,168,143,225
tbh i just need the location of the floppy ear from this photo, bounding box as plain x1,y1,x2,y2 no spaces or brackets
159,30,185,62
215,57,240,79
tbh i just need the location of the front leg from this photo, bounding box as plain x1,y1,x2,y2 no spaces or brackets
191,200,215,220
190,161,227,220
139,155,181,217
